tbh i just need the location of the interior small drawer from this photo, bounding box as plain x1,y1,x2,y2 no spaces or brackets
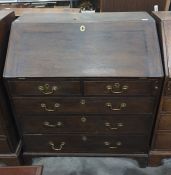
84,80,160,96
7,80,81,96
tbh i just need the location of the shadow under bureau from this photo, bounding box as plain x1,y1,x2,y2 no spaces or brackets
3,12,163,166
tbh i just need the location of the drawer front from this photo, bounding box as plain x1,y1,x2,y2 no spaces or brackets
7,80,81,96
158,114,171,131
154,133,171,150
0,137,11,153
84,80,160,96
162,98,171,113
13,97,155,115
19,115,152,134
23,134,148,154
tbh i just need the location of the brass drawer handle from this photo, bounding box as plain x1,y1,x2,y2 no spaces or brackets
104,141,122,149
38,84,58,95
41,103,60,112
105,122,124,130
49,141,65,151
105,102,126,111
44,121,63,128
106,83,128,94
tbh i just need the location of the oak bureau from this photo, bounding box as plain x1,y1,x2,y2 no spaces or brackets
3,12,163,166
0,10,22,165
149,11,171,166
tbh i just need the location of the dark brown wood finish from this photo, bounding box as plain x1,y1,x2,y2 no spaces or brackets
0,137,11,154
99,0,169,12
3,13,163,162
0,10,22,165
0,140,23,166
150,11,171,166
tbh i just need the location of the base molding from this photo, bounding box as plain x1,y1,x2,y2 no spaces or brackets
23,153,148,167
0,140,23,166
149,151,171,166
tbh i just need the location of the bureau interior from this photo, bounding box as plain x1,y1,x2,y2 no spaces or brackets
3,12,164,165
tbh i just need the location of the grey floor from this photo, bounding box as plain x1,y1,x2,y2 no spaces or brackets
32,157,171,175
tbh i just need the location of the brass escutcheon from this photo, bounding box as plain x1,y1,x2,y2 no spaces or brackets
106,83,128,94
38,84,58,95
49,141,65,151
105,122,124,130
81,117,87,123
41,103,60,112
80,25,86,32
80,99,86,105
104,141,122,149
44,121,63,128
105,102,127,111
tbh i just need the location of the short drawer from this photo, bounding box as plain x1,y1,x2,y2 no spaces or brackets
0,137,11,153
162,98,171,113
158,114,171,130
7,80,81,96
23,134,149,154
13,97,155,115
84,80,160,96
154,133,171,150
19,115,153,134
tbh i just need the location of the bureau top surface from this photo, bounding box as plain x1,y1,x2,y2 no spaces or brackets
0,10,13,21
153,11,171,21
3,12,163,78
152,12,171,78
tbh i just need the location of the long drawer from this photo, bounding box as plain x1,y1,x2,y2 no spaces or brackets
7,80,81,96
13,97,155,115
0,137,11,154
23,134,149,154
19,115,152,134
